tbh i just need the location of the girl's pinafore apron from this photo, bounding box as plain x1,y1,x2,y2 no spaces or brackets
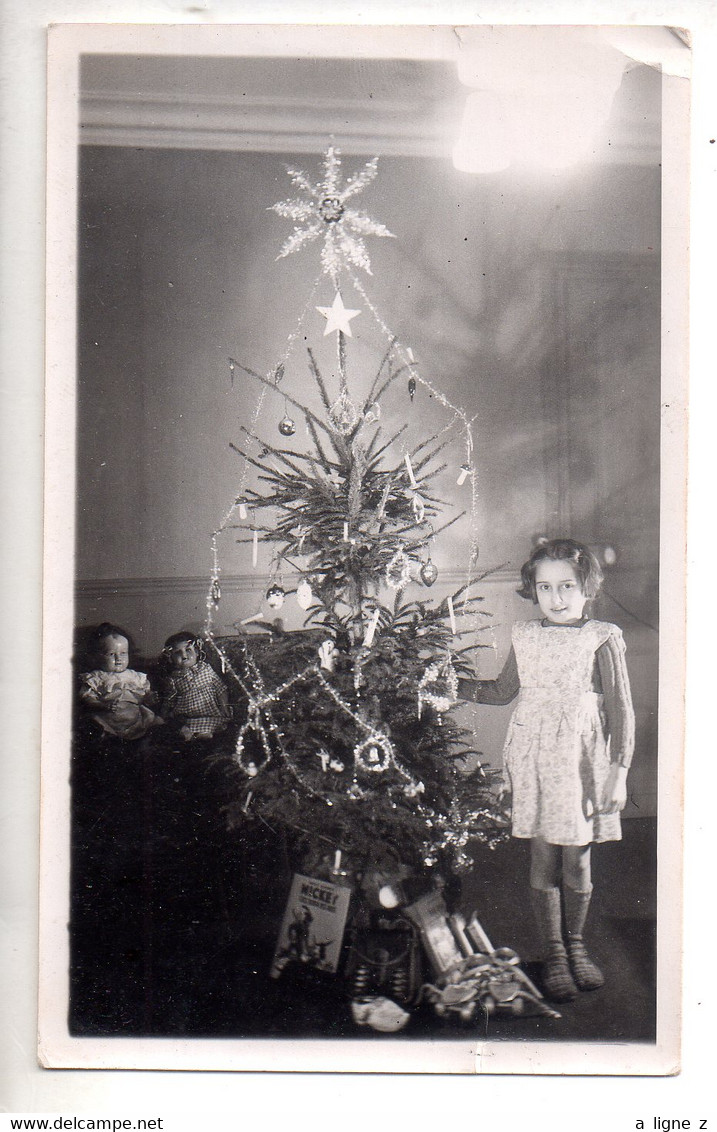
503,620,622,845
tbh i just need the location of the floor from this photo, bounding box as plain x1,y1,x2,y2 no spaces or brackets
69,736,656,1044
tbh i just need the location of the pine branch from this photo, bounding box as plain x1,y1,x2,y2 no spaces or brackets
370,365,405,410
411,438,453,474
366,423,409,466
411,427,451,458
228,357,334,443
305,416,333,474
404,509,466,549
306,347,334,415
364,336,398,406
239,426,309,481
229,441,276,478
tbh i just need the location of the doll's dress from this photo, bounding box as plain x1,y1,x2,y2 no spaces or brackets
79,668,158,739
161,660,230,738
504,619,623,845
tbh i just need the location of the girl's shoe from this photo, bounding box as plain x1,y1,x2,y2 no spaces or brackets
541,947,578,1002
567,941,604,991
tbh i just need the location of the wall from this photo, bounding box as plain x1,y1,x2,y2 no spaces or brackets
76,145,660,812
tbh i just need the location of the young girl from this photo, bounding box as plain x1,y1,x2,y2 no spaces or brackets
79,622,161,740
160,631,231,740
459,538,635,1002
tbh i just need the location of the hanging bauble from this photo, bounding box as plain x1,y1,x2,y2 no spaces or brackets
385,549,411,590
296,579,313,609
408,376,416,400
354,733,393,774
246,762,258,778
329,390,359,434
411,493,426,524
273,363,285,384
279,415,296,437
363,401,381,424
420,559,438,587
266,583,286,609
329,758,345,773
210,578,221,604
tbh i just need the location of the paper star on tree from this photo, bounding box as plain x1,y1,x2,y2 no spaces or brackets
270,146,395,279
316,293,361,337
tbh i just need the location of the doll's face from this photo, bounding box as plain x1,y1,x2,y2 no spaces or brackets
168,640,199,670
99,635,129,673
534,559,587,624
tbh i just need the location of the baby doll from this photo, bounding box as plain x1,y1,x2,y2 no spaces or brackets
160,631,231,741
78,622,161,740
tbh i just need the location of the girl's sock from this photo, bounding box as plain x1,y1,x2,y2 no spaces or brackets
563,884,604,991
530,886,577,1002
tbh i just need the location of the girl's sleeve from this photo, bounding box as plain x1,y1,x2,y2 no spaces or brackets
596,629,636,767
457,647,520,706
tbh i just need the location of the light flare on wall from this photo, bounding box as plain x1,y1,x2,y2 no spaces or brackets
452,26,628,174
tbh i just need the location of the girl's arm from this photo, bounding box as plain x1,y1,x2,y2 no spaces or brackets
597,629,636,812
457,646,520,706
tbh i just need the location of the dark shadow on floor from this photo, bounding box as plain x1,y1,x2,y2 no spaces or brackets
69,735,657,1043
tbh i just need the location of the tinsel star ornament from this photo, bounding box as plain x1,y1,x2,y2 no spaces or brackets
270,146,395,280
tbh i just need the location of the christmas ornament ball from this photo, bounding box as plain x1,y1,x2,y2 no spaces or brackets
279,415,296,437
266,583,286,609
420,560,438,586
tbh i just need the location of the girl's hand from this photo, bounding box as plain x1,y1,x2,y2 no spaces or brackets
497,781,512,811
602,763,628,814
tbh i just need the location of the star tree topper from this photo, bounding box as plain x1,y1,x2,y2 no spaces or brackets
316,292,361,337
270,146,395,280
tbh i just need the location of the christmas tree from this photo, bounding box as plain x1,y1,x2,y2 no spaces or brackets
205,148,507,886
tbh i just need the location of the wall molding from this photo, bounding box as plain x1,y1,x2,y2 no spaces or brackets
80,90,458,157
79,59,660,164
75,569,520,600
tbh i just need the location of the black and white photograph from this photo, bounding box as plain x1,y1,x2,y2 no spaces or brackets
37,20,688,1075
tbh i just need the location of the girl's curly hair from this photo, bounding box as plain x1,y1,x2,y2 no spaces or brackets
517,538,604,603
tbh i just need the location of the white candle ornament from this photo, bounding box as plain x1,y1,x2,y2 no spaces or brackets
404,453,418,488
457,464,472,486
363,607,381,648
316,749,330,773
447,595,457,636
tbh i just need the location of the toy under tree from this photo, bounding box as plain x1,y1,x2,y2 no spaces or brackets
204,147,507,898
